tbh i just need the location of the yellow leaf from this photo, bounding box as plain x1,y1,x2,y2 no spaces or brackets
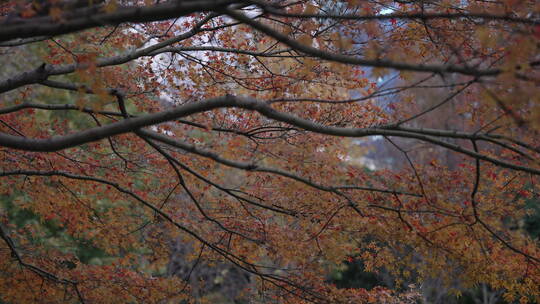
76,97,86,110
49,7,63,21
372,67,388,78
339,37,353,50
364,22,380,37
297,34,313,46
282,25,293,36
303,21,317,33
364,44,379,60
304,58,317,69
103,0,118,13
476,26,494,48
304,4,318,15
400,71,413,81
91,99,105,112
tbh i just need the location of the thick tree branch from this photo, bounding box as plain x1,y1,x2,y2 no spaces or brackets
224,9,502,77
258,7,540,25
0,1,238,42
0,13,221,94
0,95,538,175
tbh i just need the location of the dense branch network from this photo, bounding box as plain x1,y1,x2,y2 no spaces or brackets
0,95,538,175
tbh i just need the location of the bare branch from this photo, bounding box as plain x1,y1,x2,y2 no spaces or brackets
0,1,238,42
0,95,538,175
224,9,502,77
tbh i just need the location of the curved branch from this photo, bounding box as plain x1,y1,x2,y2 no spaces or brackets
0,36,50,47
0,102,122,117
0,13,222,94
0,1,238,42
139,129,419,199
258,6,540,25
150,46,296,58
224,9,502,77
0,170,328,303
0,225,85,303
0,95,538,175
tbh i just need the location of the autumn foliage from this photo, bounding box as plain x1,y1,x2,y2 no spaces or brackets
0,0,539,303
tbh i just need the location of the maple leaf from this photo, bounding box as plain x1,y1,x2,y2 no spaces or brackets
49,6,63,21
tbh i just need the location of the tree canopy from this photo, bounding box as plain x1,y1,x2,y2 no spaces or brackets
0,0,539,303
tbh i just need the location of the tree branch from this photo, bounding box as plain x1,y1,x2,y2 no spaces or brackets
224,8,502,77
0,225,85,303
0,1,238,42
0,95,538,175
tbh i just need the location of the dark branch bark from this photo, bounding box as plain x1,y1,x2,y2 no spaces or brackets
0,14,217,94
0,94,538,175
0,1,238,42
258,7,540,25
0,225,85,303
0,170,328,303
224,9,502,77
